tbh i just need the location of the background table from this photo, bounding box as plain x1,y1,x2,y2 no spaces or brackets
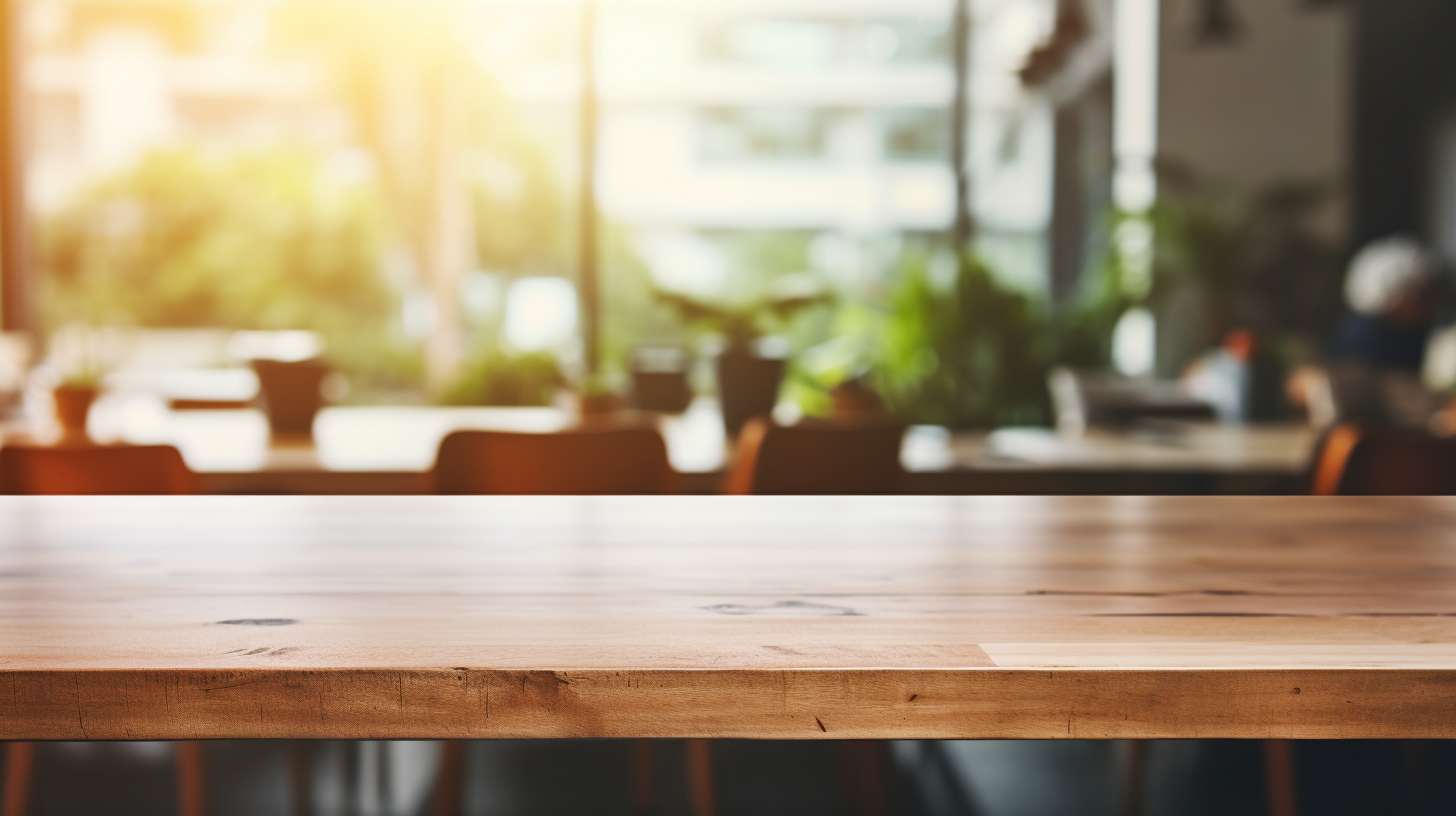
905,423,1318,495
3,495,1455,741
51,394,1319,494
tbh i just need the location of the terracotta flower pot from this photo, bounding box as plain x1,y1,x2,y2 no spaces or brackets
250,359,329,438
53,385,97,435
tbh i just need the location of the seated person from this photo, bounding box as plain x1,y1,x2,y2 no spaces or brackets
1330,236,1444,371
1292,237,1449,428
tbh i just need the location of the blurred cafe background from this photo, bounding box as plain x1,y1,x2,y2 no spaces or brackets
6,0,1456,814
0,0,1403,467
3,0,1453,492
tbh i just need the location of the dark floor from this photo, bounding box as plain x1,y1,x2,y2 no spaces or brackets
5,739,1454,816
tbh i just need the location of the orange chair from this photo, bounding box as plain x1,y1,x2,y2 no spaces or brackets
0,443,196,495
1309,423,1456,496
433,427,678,495
429,427,679,815
1267,421,1456,816
718,420,904,814
725,418,907,495
0,442,202,816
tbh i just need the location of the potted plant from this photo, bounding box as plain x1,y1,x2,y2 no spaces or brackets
251,358,332,439
48,327,116,439
656,277,830,436
53,368,102,438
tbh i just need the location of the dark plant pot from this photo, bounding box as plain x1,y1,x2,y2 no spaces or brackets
716,349,785,437
53,385,97,435
629,346,693,413
631,371,692,413
251,359,329,438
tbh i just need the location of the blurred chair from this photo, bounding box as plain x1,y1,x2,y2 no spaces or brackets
0,442,202,816
725,418,907,495
1279,420,1456,816
433,427,678,495
1309,422,1456,496
716,418,906,814
0,443,196,495
429,426,678,815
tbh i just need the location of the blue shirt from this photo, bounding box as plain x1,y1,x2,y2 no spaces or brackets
1328,313,1430,371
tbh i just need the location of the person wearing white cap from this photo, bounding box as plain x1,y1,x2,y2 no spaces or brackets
1329,236,1445,370
1292,235,1451,428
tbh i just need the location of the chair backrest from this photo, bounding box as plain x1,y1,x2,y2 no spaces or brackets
0,444,196,495
433,427,678,495
1309,422,1456,495
725,418,906,495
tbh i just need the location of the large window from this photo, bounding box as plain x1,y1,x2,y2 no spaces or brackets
23,0,586,399
861,18,951,64
701,19,841,68
17,0,1068,420
882,108,949,161
699,107,835,162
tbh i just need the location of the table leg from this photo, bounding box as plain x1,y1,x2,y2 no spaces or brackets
1400,740,1432,814
176,741,206,816
629,740,654,816
2,743,34,816
290,741,313,816
341,741,359,816
431,741,465,816
1263,739,1297,816
356,742,383,816
684,740,715,816
376,740,391,815
836,741,887,816
1118,740,1147,816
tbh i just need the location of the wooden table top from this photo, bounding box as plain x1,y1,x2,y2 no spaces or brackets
4,495,1456,741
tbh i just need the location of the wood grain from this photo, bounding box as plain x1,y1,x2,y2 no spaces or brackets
5,495,1456,740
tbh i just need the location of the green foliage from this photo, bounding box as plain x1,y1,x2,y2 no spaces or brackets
781,300,886,418
649,230,832,350
873,254,1054,428
439,345,563,406
785,243,1132,429
654,280,833,351
855,172,1341,428
38,147,422,397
